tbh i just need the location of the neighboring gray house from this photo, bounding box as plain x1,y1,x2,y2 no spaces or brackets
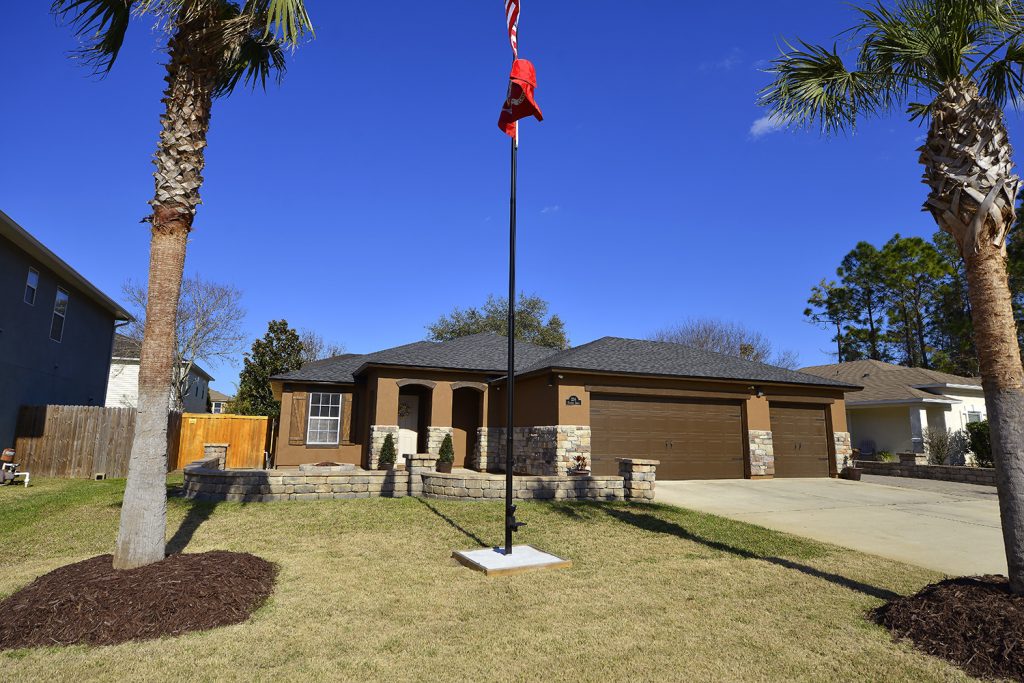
105,333,214,413
0,209,130,448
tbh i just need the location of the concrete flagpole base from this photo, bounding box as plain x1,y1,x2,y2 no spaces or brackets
452,545,571,576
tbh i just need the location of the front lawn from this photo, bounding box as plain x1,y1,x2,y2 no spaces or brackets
0,477,972,681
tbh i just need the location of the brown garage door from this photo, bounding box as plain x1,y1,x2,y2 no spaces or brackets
590,395,744,479
769,403,830,477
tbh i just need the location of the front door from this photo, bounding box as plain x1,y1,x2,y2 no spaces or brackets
398,395,419,456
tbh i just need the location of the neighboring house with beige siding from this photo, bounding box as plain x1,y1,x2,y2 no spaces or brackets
105,333,213,413
271,332,859,480
799,360,986,459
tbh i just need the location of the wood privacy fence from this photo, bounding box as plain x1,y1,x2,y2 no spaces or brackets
14,406,180,479
171,413,270,470
14,406,270,478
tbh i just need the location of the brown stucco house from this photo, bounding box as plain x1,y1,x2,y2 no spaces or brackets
270,333,860,480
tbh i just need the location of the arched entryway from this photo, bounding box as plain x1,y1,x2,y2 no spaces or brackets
452,385,484,468
397,383,432,457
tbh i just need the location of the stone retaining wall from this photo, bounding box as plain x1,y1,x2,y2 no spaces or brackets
183,455,659,503
856,460,996,486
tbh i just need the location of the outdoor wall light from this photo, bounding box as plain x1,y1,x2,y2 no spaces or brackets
752,386,765,398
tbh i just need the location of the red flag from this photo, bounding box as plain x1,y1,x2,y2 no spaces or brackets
498,59,542,137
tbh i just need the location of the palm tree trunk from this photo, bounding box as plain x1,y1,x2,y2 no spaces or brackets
922,78,1024,591
113,25,213,570
965,244,1024,591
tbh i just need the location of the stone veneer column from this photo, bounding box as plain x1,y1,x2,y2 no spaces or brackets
203,443,228,470
425,426,454,455
747,430,774,478
617,458,659,500
833,431,852,473
368,425,399,470
486,425,591,476
405,454,436,496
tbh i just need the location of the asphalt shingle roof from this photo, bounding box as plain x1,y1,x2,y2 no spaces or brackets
798,359,980,404
518,337,860,388
272,333,558,383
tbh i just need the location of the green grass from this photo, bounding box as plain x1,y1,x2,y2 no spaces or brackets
0,477,973,682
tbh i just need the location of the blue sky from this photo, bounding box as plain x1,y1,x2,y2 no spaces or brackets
5,1,1019,394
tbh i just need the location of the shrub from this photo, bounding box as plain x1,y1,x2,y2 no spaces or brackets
378,433,396,467
877,451,895,463
924,428,970,465
967,421,993,468
438,434,454,464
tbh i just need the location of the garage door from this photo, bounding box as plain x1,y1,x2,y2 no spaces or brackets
590,395,744,479
769,404,830,477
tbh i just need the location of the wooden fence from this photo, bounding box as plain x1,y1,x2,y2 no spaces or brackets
14,406,270,478
172,413,270,470
14,406,179,479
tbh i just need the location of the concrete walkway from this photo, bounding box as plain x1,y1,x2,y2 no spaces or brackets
656,477,1006,576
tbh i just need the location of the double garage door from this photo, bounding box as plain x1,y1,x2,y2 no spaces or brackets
590,395,830,479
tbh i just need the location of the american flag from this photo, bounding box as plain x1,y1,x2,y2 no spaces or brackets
505,0,519,58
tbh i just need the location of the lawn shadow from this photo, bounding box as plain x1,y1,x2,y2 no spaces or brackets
605,508,900,601
166,501,216,555
415,498,488,548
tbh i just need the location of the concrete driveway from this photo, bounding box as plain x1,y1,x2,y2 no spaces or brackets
656,475,1006,576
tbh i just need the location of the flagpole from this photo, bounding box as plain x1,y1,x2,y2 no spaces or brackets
505,122,519,556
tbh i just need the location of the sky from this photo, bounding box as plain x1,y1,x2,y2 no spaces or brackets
6,1,1021,395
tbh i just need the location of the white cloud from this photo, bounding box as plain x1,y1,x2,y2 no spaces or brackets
700,47,743,72
541,205,560,214
749,115,785,139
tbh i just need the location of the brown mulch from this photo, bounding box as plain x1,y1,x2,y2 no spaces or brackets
0,551,277,650
313,461,340,467
873,575,1024,681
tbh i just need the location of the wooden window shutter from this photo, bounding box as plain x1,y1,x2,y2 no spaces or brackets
289,392,308,445
341,393,354,443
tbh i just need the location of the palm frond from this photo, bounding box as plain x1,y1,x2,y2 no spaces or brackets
214,19,286,96
758,40,897,135
51,0,134,73
980,40,1024,105
245,0,313,45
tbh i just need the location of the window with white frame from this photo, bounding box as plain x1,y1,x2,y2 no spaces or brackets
24,268,39,305
307,392,342,445
212,402,224,414
967,410,983,424
49,288,68,342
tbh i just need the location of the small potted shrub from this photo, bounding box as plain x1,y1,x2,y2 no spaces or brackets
839,455,862,481
569,454,590,476
436,433,455,473
378,433,397,471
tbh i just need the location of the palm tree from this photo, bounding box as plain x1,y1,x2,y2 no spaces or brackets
760,0,1024,590
53,0,314,569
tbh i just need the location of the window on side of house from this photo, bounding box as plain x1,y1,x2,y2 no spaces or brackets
212,402,223,414
967,410,983,424
49,288,69,342
307,392,342,445
24,268,39,305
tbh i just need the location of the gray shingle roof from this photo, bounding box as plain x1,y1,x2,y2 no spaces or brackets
272,333,558,383
798,359,979,404
518,337,860,389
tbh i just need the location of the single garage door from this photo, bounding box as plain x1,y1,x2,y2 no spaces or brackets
590,395,745,479
769,403,830,477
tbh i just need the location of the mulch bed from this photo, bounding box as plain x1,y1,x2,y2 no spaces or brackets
314,461,340,467
0,551,276,650
873,575,1024,681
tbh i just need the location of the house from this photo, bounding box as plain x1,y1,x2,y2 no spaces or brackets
270,332,859,479
798,359,986,457
210,389,233,414
105,333,213,413
0,209,131,448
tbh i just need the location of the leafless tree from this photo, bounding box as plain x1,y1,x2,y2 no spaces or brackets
650,318,800,369
122,275,246,410
298,328,346,364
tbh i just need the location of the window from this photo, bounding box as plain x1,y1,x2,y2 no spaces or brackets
967,410,983,424
24,268,39,305
212,402,223,414
307,392,342,445
49,288,68,342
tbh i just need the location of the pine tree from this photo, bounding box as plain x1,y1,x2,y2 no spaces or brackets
234,320,304,418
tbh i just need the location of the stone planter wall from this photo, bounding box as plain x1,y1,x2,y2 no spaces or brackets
483,425,591,476
855,460,996,486
182,454,658,503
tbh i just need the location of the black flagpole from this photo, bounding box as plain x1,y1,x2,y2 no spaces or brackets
505,126,522,555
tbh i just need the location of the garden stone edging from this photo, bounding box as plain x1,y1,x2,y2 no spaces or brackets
855,460,996,486
182,457,659,503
